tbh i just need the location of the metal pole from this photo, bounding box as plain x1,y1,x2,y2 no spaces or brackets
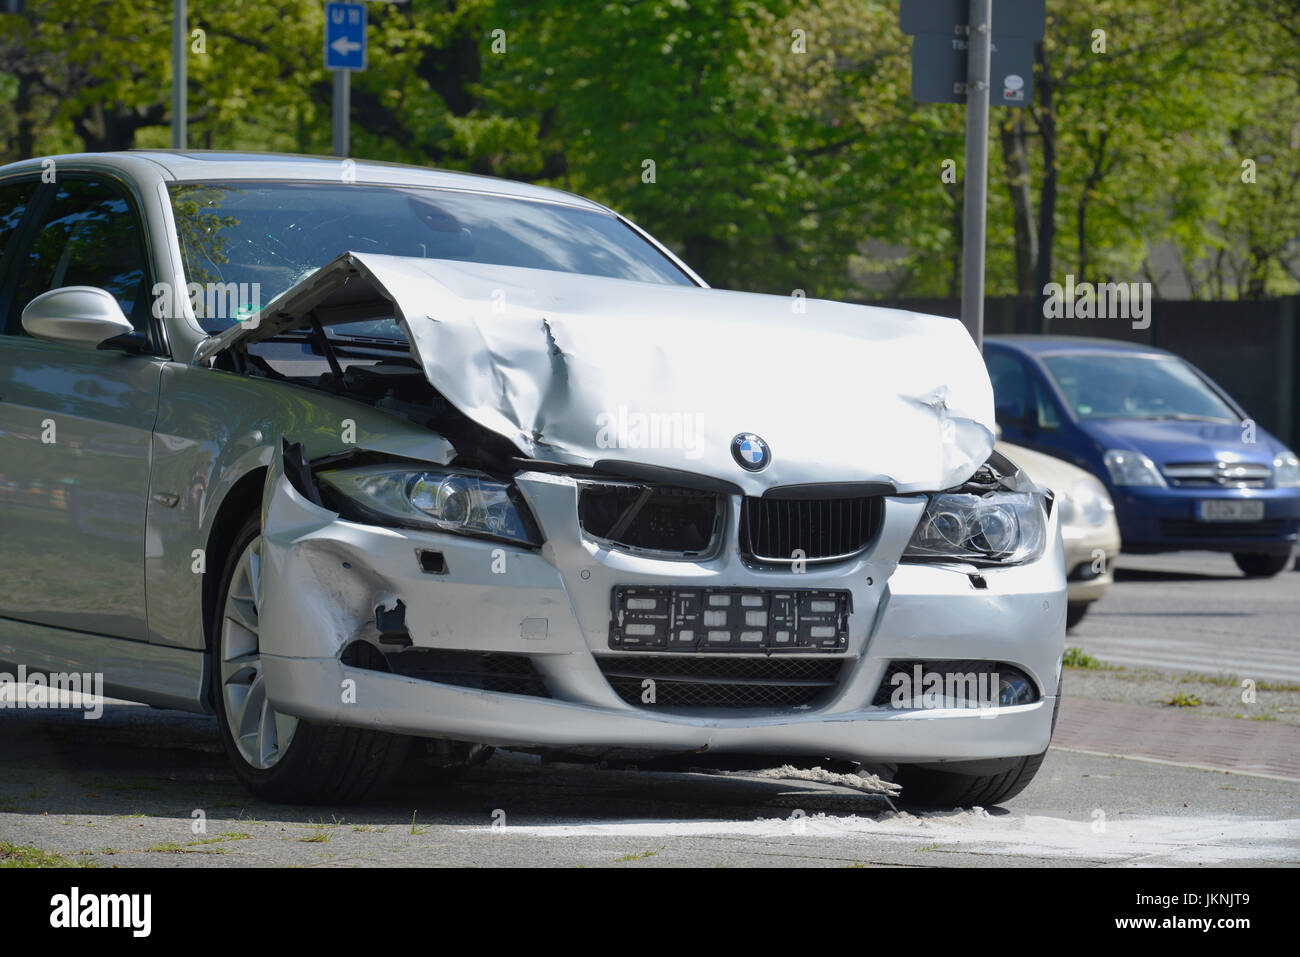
172,0,187,149
332,70,350,157
960,0,992,350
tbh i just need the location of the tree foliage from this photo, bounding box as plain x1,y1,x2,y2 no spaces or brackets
1,0,1295,299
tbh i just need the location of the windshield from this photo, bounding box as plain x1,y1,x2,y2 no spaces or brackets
1040,353,1239,422
168,181,694,333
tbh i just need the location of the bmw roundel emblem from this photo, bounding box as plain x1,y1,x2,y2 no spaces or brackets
731,433,771,472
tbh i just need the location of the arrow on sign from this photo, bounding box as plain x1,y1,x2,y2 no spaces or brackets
330,36,362,57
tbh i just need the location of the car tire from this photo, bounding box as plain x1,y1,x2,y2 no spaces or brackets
211,514,410,803
1065,602,1090,630
1232,552,1291,578
893,689,1061,809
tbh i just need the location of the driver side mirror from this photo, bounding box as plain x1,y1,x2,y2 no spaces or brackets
21,286,135,349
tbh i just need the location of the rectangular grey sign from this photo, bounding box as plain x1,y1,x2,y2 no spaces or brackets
910,33,1035,106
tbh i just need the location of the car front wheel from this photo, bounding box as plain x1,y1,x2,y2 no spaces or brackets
1232,551,1291,578
893,689,1060,808
211,515,410,803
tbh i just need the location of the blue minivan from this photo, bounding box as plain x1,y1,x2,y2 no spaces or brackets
984,336,1300,577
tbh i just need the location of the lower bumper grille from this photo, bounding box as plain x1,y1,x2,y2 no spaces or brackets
385,649,550,698
598,655,845,709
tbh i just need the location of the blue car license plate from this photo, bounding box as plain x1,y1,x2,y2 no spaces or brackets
1196,499,1265,522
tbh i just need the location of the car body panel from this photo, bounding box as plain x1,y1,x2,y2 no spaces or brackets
143,362,454,653
0,338,164,640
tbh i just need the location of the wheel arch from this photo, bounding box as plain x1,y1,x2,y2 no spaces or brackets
201,467,267,664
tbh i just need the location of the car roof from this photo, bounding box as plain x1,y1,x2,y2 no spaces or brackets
985,335,1174,359
0,150,611,213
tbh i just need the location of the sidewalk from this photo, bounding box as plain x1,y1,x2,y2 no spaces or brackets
1053,696,1300,781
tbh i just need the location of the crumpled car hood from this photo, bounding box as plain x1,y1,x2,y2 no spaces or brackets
199,253,995,495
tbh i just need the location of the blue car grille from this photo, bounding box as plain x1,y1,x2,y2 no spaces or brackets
1161,461,1271,488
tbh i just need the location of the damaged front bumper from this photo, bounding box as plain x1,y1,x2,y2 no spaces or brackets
255,452,1066,766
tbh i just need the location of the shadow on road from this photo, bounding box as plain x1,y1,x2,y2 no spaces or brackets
0,703,900,829
1113,567,1241,583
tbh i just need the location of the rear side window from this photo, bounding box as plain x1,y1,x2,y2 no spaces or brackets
6,177,153,337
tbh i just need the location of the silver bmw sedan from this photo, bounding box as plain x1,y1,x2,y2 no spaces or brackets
0,151,1065,805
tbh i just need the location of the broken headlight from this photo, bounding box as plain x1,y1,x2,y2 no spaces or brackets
903,491,1048,565
317,466,540,546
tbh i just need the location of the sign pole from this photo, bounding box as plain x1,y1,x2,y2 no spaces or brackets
960,0,992,350
332,69,350,157
171,0,187,149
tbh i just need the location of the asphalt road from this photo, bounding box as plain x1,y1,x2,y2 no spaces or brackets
1070,551,1300,684
2,550,1297,867
0,703,1297,867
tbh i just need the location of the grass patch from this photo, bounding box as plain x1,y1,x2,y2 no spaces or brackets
298,829,330,844
143,841,227,855
615,847,663,862
1063,647,1105,669
1165,692,1202,708
0,842,90,868
1179,672,1300,693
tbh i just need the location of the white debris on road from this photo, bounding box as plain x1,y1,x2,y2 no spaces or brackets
734,764,902,797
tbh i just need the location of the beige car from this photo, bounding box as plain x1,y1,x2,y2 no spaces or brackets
998,442,1121,630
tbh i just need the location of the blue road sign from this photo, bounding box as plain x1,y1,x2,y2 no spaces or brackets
325,2,367,71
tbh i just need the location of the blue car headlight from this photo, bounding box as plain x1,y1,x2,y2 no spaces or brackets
1102,449,1166,487
317,466,541,546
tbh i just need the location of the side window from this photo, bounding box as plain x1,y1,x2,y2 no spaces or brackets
1033,378,1063,431
0,180,38,320
985,351,1031,422
0,180,36,267
6,177,152,337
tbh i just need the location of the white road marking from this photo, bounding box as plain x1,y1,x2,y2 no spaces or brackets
479,811,1300,864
